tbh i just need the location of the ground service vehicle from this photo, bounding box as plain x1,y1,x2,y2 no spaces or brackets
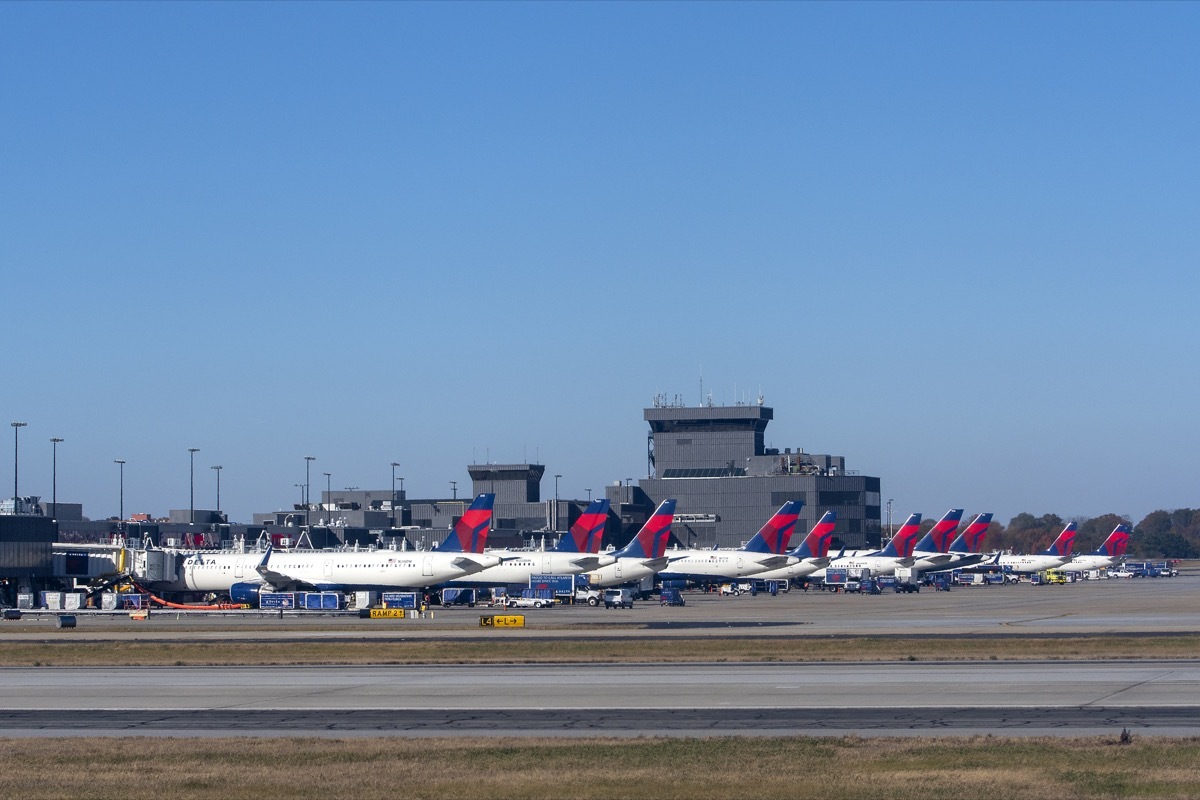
505,595,553,609
660,588,685,606
575,587,602,606
604,588,634,609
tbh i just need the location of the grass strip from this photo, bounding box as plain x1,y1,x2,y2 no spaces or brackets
1,734,1197,799
3,634,1200,667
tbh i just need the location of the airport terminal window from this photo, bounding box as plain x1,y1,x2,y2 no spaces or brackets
818,491,861,506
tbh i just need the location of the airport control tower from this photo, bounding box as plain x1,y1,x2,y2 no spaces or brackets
634,397,881,549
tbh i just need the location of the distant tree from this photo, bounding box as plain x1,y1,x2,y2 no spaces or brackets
1076,513,1131,553
1137,510,1172,538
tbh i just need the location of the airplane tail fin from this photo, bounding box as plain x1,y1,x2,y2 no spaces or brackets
614,499,676,560
949,512,993,553
792,511,837,559
1094,524,1131,557
880,513,922,558
741,501,804,554
554,499,611,554
914,508,964,553
436,493,495,553
1038,522,1076,558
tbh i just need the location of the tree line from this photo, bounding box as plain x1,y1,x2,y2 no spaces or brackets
939,509,1199,559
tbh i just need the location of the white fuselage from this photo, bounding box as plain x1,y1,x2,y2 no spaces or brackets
911,550,986,572
443,550,614,587
581,557,664,588
178,551,267,592
265,550,502,590
811,554,908,579
995,553,1070,574
657,548,796,582
749,558,827,582
1066,554,1121,571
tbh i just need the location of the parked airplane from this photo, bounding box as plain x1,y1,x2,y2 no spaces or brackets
993,522,1077,574
910,509,965,571
810,512,923,579
440,499,614,588
1067,525,1131,571
932,512,995,571
237,494,504,601
742,511,838,583
579,499,677,588
655,501,803,585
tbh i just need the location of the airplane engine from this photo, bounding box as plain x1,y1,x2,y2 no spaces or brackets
229,582,263,607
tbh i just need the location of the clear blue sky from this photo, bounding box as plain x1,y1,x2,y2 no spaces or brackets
2,1,1197,527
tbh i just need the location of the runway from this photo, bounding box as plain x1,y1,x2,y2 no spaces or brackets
3,661,1199,737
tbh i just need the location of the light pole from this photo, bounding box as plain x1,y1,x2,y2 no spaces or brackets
188,448,200,524
587,488,592,502
211,465,222,516
554,474,562,531
50,437,63,519
304,456,316,508
391,462,402,526
450,480,457,500
323,472,331,523
886,498,894,541
294,483,304,507
11,422,27,505
114,459,125,521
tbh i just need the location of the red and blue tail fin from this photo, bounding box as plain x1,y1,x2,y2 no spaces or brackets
914,508,964,553
1038,522,1076,557
436,493,495,553
1093,524,1131,557
791,511,836,558
614,499,676,559
741,501,804,554
554,499,610,554
879,513,922,558
949,513,993,553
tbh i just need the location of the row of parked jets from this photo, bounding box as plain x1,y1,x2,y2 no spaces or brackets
141,494,1132,604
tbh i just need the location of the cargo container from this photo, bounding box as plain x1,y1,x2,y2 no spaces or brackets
259,592,297,610
353,591,378,609
441,588,477,607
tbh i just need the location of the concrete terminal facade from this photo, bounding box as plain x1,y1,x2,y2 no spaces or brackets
637,401,881,549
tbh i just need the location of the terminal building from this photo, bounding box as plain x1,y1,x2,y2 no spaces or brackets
636,399,881,549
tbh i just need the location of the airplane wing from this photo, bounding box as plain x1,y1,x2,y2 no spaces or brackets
640,556,670,571
923,554,953,565
569,555,603,571
806,557,830,569
253,546,316,591
754,555,792,571
452,556,494,575
895,557,916,568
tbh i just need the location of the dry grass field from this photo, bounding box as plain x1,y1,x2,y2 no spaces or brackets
3,634,1199,667
1,734,1197,799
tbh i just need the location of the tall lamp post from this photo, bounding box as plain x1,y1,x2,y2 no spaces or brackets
11,421,27,506
187,448,200,524
114,459,125,521
554,474,562,531
323,472,331,523
450,480,457,500
586,488,592,502
886,498,894,541
50,437,63,519
304,456,316,509
211,465,222,517
391,462,403,527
